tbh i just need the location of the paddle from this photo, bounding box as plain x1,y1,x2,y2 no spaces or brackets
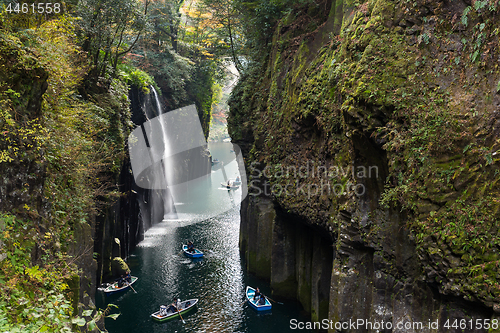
125,280,137,294
176,306,185,324
265,296,283,305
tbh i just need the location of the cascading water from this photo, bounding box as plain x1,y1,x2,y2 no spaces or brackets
129,86,246,231
135,86,178,228
150,88,178,220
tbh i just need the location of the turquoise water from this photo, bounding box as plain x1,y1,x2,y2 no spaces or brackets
97,143,314,333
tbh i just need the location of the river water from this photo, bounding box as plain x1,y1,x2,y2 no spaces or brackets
97,143,314,333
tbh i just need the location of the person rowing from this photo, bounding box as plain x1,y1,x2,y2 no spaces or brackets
253,287,261,301
187,241,195,253
168,298,180,313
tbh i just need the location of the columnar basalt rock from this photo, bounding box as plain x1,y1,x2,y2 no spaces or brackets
230,0,500,330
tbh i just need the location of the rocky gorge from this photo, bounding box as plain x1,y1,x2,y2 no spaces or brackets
229,0,500,331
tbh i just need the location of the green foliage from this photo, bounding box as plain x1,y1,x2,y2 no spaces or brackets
234,0,286,60
72,303,120,332
76,0,148,84
474,0,488,11
194,0,246,72
0,0,63,30
117,63,159,94
186,59,218,138
147,0,183,53
0,214,120,332
0,214,74,332
128,0,221,137
0,14,132,332
461,6,471,26
230,0,500,306
136,48,194,107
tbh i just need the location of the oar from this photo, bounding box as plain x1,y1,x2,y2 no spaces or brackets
265,296,283,305
125,281,137,294
176,306,185,324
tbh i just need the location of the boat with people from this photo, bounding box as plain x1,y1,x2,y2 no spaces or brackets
151,299,198,322
220,182,239,189
100,276,138,294
245,286,272,311
220,178,241,189
182,244,204,258
211,158,220,166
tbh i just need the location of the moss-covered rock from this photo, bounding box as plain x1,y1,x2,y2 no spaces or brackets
230,0,500,326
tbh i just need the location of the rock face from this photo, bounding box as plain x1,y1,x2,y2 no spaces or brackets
0,36,48,222
94,86,213,284
230,0,500,330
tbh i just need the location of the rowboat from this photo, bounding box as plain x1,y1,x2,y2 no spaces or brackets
182,245,204,258
101,276,138,294
246,286,272,311
220,182,239,190
151,299,198,322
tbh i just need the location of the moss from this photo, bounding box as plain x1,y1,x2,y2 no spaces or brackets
66,274,80,316
371,0,395,23
318,298,330,321
230,0,500,313
248,251,257,273
256,256,272,279
298,279,312,312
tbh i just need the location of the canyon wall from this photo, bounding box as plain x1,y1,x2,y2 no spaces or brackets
230,0,500,331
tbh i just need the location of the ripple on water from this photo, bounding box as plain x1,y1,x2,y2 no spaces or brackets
99,206,313,333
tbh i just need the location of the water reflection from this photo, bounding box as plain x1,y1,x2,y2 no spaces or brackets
98,142,313,332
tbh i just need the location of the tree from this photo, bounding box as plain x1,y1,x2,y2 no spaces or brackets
194,0,245,72
77,0,148,86
148,0,184,52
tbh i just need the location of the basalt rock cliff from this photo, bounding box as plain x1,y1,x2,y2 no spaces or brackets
229,0,500,331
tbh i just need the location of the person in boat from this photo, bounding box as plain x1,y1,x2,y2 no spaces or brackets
258,294,266,305
253,287,261,301
125,272,132,283
159,305,168,317
235,176,240,183
117,275,124,288
187,241,195,253
168,299,180,313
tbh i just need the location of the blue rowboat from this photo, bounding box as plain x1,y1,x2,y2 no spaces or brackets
151,299,198,322
101,276,138,294
246,286,272,311
182,245,204,258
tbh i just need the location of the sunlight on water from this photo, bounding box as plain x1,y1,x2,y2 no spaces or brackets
98,142,313,333
98,204,314,333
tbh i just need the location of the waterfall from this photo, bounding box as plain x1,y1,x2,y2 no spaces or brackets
129,86,247,231
150,88,178,220
133,86,178,226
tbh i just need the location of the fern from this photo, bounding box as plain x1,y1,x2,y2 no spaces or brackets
474,0,487,10
462,6,471,26
471,50,480,62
